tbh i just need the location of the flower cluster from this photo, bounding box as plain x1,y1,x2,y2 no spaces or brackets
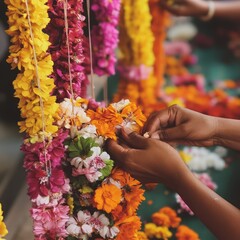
5,0,58,137
46,0,90,101
59,99,146,239
0,204,8,240
91,0,121,76
181,146,226,171
140,207,199,240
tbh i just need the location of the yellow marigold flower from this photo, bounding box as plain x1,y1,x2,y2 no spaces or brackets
67,196,74,215
94,183,122,213
179,151,192,163
0,204,8,238
145,223,172,240
137,231,148,240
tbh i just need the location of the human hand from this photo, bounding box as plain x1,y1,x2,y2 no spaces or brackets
106,129,189,190
160,0,208,17
143,105,219,147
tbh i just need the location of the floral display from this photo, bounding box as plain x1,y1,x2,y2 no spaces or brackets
46,0,90,101
0,204,8,240
91,0,121,76
141,207,199,240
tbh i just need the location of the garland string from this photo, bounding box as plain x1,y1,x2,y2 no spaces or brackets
63,0,75,116
87,0,95,99
25,0,51,178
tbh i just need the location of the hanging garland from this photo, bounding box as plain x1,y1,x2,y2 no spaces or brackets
91,0,121,76
46,0,90,101
5,0,146,239
113,0,169,117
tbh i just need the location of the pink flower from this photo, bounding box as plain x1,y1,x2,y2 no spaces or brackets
31,203,69,238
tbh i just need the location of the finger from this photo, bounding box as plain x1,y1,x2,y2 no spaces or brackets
150,124,187,141
106,139,129,166
120,128,149,149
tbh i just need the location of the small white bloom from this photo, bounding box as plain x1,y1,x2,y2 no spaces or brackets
111,99,130,112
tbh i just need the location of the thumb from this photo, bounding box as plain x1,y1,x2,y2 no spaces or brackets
150,125,187,141
121,128,148,149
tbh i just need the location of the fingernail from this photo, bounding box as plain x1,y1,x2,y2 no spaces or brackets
151,133,160,139
123,127,133,135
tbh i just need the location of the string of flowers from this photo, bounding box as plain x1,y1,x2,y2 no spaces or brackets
113,0,156,111
0,203,8,240
5,0,58,137
56,98,146,239
113,0,169,117
5,0,72,238
91,0,121,76
46,0,90,101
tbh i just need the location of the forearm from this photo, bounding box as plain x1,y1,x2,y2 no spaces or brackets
176,171,240,240
215,117,240,151
213,1,240,21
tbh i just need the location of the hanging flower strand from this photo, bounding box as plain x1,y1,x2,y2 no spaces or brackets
5,0,58,137
46,0,90,101
91,0,121,76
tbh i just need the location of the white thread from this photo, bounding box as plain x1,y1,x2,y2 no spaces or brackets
25,0,51,177
201,0,215,21
87,0,96,99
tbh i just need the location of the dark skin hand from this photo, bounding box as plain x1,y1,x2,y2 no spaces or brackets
106,128,240,240
160,0,240,21
143,104,240,151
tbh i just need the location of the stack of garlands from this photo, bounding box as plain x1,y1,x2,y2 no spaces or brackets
114,0,170,116
5,0,146,239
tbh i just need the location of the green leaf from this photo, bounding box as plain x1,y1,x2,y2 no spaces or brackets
100,159,114,180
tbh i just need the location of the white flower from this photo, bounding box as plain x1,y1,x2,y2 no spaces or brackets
33,195,50,206
111,99,130,112
183,147,226,171
66,210,93,237
167,21,197,41
91,212,119,238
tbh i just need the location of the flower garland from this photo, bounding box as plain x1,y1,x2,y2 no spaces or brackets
5,0,58,137
57,99,146,239
91,0,121,76
46,0,90,101
0,203,8,240
113,0,156,110
138,207,200,240
114,0,169,117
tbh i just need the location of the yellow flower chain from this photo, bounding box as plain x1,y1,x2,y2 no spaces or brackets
119,0,155,66
0,204,8,239
5,0,58,137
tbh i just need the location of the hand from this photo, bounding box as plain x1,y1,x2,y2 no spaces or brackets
160,0,208,17
143,105,219,147
106,129,189,190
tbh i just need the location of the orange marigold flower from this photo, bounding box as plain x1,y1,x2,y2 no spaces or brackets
115,216,141,240
176,225,200,240
152,212,171,227
93,183,122,213
158,207,181,228
87,106,123,140
111,168,145,217
121,102,146,131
